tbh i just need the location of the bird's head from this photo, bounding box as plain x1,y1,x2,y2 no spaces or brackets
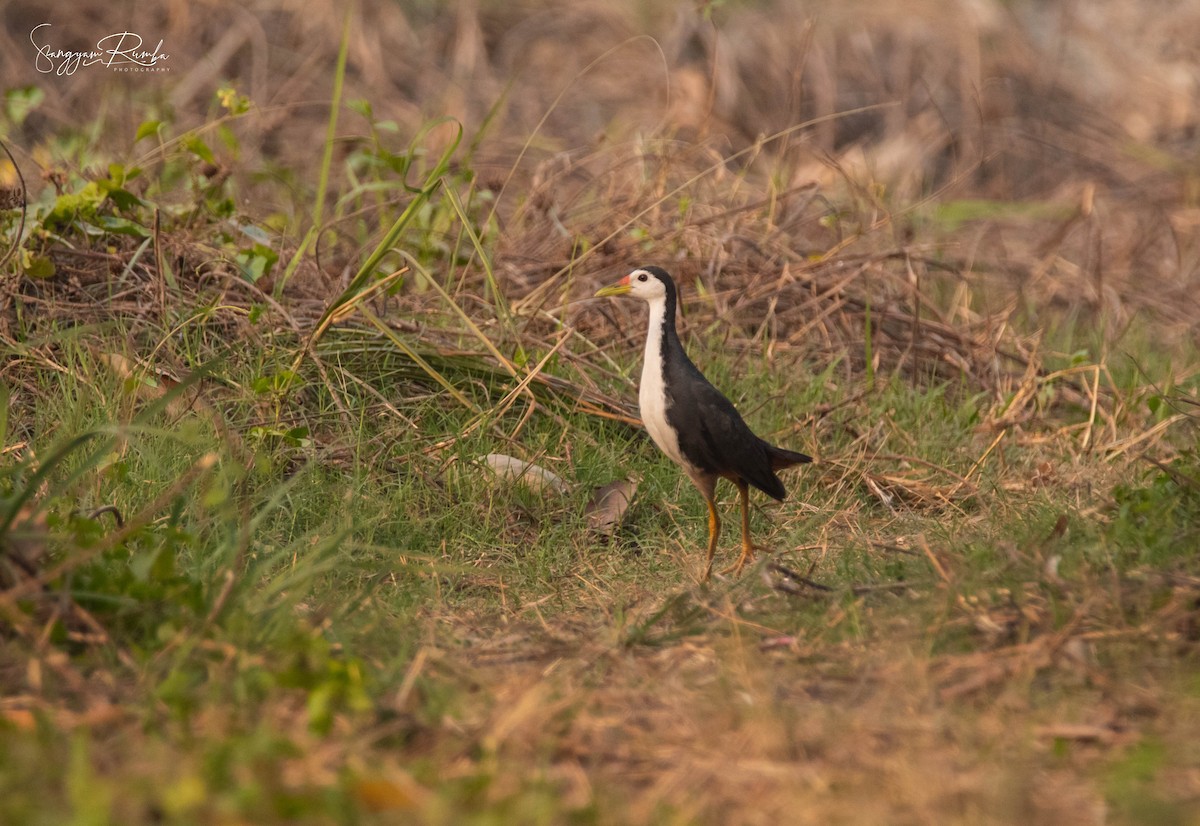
594,266,673,302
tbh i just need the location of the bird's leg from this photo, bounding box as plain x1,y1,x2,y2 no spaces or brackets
702,496,721,582
721,480,756,575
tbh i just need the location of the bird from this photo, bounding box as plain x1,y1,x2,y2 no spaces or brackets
595,266,812,580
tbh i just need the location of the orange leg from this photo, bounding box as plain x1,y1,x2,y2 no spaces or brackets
702,496,721,582
721,480,757,575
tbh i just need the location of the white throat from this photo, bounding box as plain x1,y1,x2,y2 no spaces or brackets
638,294,688,468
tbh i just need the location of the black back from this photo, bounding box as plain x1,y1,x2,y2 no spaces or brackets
643,267,809,500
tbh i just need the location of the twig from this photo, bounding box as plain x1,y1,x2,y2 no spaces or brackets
918,534,951,584
0,136,27,275
767,562,833,592
769,562,919,598
86,505,125,528
953,429,1006,497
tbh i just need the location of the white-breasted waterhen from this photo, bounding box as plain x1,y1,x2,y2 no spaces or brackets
595,266,812,580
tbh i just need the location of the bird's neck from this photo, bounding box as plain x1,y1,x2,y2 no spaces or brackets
643,291,679,378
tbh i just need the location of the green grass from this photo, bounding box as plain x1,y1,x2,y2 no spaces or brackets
5,309,1198,822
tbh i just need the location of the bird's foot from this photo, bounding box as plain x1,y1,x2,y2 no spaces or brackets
718,543,770,576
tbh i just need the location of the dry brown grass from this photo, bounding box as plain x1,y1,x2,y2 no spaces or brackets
377,590,1198,825
4,0,1199,334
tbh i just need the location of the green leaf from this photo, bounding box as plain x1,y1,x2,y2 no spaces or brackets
4,86,45,127
45,181,106,226
512,343,529,368
307,682,335,734
235,243,278,283
96,182,145,212
105,163,140,185
283,426,312,448
22,252,55,279
182,134,215,164
95,215,151,238
135,119,164,142
216,124,239,153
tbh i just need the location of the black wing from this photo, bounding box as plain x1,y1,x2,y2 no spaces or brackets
664,357,789,500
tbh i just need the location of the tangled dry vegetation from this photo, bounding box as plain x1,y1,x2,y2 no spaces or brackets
1,0,1197,396
2,0,1200,823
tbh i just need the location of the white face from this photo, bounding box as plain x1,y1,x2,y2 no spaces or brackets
625,268,667,301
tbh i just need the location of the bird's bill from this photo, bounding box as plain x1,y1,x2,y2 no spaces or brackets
594,275,631,298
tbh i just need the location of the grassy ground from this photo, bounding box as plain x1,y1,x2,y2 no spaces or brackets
3,1,1200,823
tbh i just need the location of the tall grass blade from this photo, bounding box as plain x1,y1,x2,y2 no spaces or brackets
355,303,481,414
276,4,352,297
398,251,515,376
295,119,463,371
444,183,509,326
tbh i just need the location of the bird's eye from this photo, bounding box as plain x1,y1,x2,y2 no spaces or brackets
637,273,648,282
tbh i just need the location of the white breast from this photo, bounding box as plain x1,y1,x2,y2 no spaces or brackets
639,298,689,470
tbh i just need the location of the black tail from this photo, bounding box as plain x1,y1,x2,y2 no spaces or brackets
767,443,812,471
743,441,812,502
